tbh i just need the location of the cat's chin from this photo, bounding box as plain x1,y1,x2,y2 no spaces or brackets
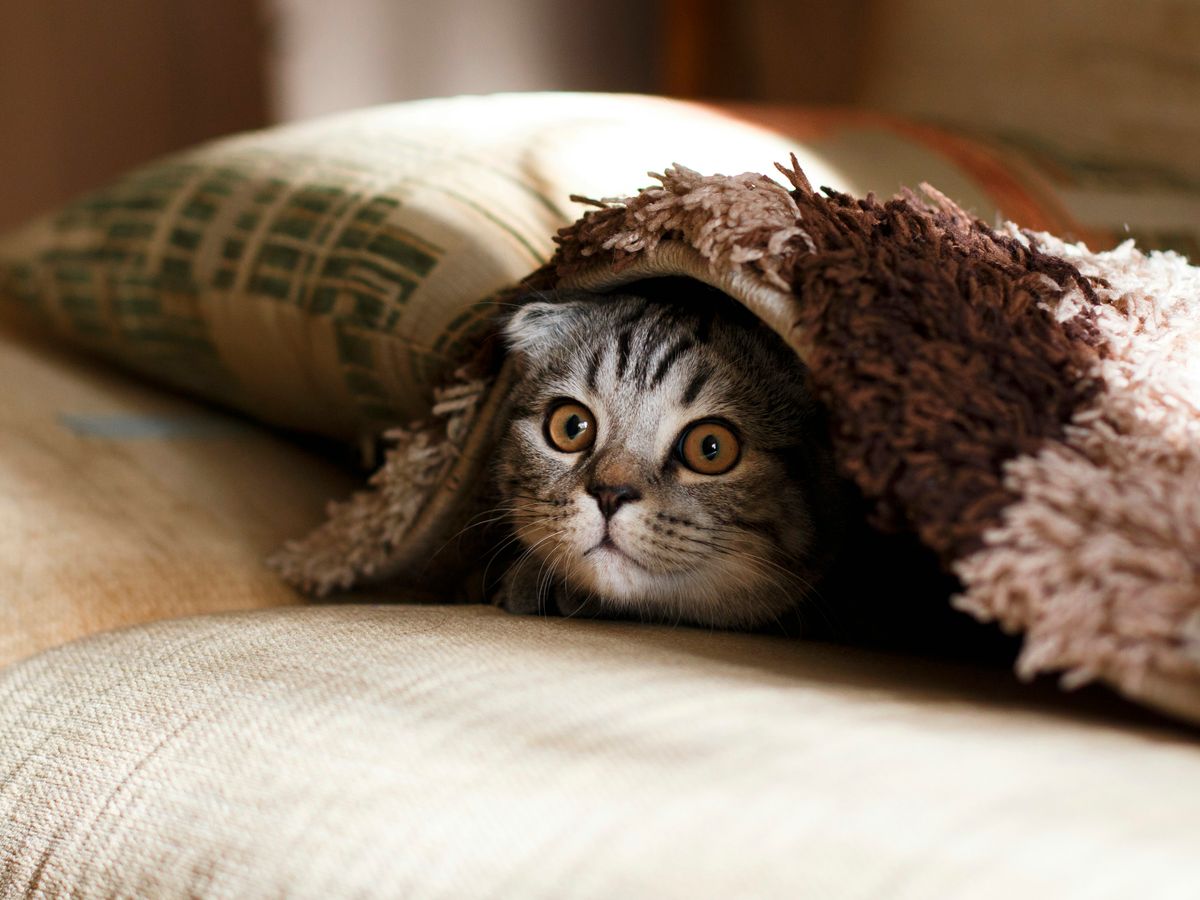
577,543,651,595
573,547,789,629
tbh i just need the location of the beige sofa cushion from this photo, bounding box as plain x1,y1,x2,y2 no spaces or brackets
2,604,1197,898
0,321,355,668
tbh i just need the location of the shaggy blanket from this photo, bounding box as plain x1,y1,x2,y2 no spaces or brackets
272,158,1200,726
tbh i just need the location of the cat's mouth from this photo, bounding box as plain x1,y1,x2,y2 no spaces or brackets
582,534,648,571
583,533,621,557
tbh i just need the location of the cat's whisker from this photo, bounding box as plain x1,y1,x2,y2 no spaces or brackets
534,541,566,616
436,506,523,550
547,542,579,617
729,552,836,635
684,533,822,629
480,522,549,590
553,544,586,621
507,527,570,582
708,529,814,583
532,530,574,616
475,508,559,556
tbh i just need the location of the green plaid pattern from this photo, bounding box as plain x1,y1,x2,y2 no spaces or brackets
0,120,561,437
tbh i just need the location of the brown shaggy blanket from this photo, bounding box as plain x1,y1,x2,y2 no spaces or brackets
273,158,1200,726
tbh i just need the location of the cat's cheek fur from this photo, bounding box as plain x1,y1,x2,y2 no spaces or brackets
508,491,599,579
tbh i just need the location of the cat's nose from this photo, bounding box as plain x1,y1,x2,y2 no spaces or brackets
588,483,642,519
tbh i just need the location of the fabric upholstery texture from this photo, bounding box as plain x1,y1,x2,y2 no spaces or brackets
0,319,355,668
2,604,1198,899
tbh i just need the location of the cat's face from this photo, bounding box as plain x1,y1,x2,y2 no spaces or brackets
495,289,841,628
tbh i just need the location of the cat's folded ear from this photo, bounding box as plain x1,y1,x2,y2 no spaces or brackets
502,298,589,355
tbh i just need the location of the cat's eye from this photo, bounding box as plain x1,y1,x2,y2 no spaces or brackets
677,420,741,475
544,400,596,453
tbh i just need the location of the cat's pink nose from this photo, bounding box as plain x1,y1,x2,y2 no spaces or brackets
588,484,641,519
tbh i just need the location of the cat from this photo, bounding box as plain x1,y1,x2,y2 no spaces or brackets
490,284,850,631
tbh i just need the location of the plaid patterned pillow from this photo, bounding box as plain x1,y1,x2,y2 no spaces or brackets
0,93,807,441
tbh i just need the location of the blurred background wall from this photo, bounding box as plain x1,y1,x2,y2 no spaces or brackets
0,0,268,232
1,0,1197,231
266,0,659,121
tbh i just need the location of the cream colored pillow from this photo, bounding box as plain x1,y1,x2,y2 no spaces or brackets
1,604,1197,898
0,93,819,443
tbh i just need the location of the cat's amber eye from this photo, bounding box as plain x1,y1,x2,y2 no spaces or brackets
544,400,596,453
677,420,741,475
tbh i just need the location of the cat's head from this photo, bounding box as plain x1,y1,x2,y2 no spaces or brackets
495,288,844,628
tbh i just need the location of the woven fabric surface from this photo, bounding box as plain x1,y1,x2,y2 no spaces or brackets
1,604,1197,899
0,319,355,668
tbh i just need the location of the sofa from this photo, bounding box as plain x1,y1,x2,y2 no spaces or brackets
2,94,1198,897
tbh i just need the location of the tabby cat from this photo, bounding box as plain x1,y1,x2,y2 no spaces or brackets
491,285,849,630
